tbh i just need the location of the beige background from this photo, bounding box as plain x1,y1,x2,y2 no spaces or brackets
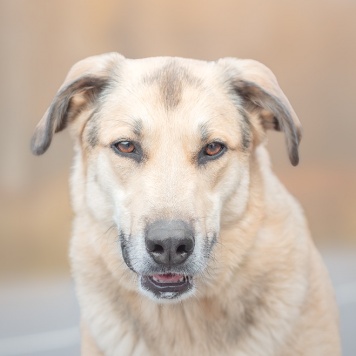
0,0,355,277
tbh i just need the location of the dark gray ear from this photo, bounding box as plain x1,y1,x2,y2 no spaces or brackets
218,58,302,166
31,76,109,155
31,52,123,155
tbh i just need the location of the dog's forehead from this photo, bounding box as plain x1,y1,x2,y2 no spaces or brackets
114,57,220,101
119,58,215,103
141,61,204,111
95,57,242,144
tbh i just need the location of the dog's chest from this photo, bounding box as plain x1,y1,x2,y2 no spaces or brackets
128,301,247,356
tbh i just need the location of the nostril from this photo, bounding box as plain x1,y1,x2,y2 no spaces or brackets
176,239,194,255
146,239,165,254
176,244,187,254
153,244,164,254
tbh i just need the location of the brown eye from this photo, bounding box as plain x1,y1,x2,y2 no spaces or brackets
204,142,224,156
115,141,135,154
112,140,143,162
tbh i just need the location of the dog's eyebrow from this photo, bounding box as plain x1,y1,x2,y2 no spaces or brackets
199,114,251,151
131,118,143,137
122,117,144,138
199,122,211,142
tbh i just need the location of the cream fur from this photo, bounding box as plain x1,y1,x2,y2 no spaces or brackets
32,54,341,355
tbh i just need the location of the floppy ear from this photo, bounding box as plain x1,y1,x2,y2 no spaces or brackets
218,58,302,166
31,52,123,155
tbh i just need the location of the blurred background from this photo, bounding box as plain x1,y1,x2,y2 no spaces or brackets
0,0,355,355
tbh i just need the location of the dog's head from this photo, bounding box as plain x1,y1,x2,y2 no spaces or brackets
31,53,301,302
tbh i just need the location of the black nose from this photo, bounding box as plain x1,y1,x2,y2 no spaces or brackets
145,220,195,266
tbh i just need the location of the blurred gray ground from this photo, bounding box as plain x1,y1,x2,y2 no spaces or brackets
0,247,355,356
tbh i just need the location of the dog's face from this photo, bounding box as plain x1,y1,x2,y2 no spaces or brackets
31,54,301,302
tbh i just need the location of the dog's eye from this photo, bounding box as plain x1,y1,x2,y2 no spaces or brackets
111,140,143,162
204,142,225,157
111,140,145,163
113,141,136,154
198,141,226,165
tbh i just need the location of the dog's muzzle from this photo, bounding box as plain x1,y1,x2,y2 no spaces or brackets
141,220,195,299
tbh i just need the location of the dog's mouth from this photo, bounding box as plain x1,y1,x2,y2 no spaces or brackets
141,273,193,299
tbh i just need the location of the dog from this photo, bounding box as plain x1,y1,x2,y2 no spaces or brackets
31,53,341,355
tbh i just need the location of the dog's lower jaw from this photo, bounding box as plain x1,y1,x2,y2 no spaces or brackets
139,274,195,302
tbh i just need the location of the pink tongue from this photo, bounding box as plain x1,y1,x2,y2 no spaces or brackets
153,273,183,283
